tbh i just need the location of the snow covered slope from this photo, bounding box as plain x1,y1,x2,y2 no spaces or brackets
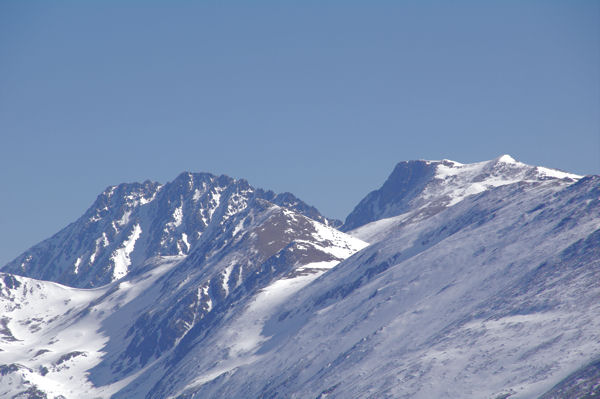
0,256,184,399
343,154,580,235
91,199,366,395
152,167,598,399
2,172,340,288
0,195,364,398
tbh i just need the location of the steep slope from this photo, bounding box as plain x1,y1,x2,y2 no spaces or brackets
343,154,580,234
161,172,599,398
2,172,340,288
0,191,364,398
92,199,365,393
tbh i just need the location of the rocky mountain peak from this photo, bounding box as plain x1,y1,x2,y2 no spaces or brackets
1,172,338,288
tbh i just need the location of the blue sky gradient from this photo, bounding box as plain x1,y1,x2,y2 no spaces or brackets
1,1,599,265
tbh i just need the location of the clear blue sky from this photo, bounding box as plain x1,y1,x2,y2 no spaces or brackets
1,1,599,266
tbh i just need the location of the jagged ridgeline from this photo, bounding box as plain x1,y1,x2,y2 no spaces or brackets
2,172,341,288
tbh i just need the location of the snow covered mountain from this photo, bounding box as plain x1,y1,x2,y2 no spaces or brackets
174,173,597,399
3,172,340,288
1,156,598,399
0,172,362,398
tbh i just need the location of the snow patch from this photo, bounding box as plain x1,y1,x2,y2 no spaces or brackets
193,189,202,202
536,166,581,180
74,257,82,275
202,286,212,312
310,220,369,259
89,234,109,265
496,154,517,163
207,188,223,220
221,265,233,297
117,210,132,227
232,219,245,238
171,205,183,227
181,233,190,252
110,224,142,281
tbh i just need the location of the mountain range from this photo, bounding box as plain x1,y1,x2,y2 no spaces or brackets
1,155,597,399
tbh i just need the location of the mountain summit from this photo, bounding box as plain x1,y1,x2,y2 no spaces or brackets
343,154,580,232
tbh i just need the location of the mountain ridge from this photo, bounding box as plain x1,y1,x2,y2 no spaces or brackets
343,154,581,234
2,171,341,288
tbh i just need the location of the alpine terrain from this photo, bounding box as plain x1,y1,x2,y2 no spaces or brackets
1,155,598,399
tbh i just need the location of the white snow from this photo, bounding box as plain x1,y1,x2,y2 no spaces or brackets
0,278,105,398
125,186,161,207
110,224,142,281
193,182,208,202
232,219,245,238
202,286,212,312
225,193,248,218
171,205,183,227
536,166,582,180
207,188,223,220
434,159,466,178
117,210,132,227
90,233,110,265
193,189,202,202
73,257,81,274
349,212,411,243
295,260,339,272
229,273,318,354
432,158,526,206
430,155,581,207
497,154,517,163
309,220,369,259
0,256,185,399
181,233,190,252
221,264,233,296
